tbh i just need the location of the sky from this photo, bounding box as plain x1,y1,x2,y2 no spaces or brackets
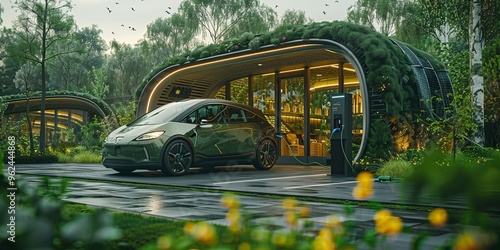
1,0,352,45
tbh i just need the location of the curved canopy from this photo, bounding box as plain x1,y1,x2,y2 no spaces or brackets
3,95,108,118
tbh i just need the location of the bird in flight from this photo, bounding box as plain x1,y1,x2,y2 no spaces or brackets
131,7,135,11
165,10,170,14
115,2,119,4
106,7,112,13
275,5,278,8
323,11,326,14
325,3,329,6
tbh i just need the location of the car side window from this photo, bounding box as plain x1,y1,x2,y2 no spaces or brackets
181,111,197,124
198,104,226,124
227,106,247,124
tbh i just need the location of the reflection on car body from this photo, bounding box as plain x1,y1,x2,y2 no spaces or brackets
102,99,278,176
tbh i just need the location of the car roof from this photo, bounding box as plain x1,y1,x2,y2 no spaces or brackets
171,98,263,114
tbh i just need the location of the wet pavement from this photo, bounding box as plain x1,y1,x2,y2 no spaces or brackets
13,163,469,249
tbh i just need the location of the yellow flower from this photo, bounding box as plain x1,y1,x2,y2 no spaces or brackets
221,193,240,209
282,197,298,210
373,209,392,223
454,233,478,250
352,171,374,200
298,206,311,217
356,171,374,187
284,210,299,227
189,222,218,245
238,242,251,250
183,221,196,234
428,208,448,228
352,185,373,200
325,215,342,228
157,235,173,250
312,228,336,250
226,208,240,224
374,210,403,236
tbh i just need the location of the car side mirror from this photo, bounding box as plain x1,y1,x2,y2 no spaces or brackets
200,119,213,128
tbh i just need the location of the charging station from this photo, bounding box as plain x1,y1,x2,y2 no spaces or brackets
329,93,353,176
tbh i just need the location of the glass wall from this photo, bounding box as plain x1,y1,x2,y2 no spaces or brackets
280,77,305,156
309,66,339,157
230,78,248,104
215,62,363,162
252,74,275,114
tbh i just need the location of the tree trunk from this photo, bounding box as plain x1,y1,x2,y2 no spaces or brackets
470,0,485,146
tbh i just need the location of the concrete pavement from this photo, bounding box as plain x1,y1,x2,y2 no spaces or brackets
13,163,467,249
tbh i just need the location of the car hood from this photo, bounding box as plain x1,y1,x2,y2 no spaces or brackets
105,123,197,144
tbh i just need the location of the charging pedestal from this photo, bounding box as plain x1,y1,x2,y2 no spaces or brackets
330,93,353,176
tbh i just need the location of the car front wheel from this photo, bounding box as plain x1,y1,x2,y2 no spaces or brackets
162,139,193,176
253,138,277,170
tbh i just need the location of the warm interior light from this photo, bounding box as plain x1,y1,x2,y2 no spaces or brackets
146,44,321,112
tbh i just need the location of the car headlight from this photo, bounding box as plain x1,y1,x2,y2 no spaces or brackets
135,131,165,141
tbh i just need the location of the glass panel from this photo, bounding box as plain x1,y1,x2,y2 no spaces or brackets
280,77,305,157
214,86,226,100
310,66,338,157
309,64,362,157
252,74,275,115
230,78,249,104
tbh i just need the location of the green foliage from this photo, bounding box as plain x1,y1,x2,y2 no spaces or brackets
376,159,414,178
56,149,101,163
366,119,394,160
405,148,500,211
80,118,105,148
0,175,120,249
0,90,113,116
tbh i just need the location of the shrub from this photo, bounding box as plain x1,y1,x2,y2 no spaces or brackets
56,150,101,163
376,159,414,178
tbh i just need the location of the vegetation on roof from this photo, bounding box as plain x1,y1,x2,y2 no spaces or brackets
0,90,114,116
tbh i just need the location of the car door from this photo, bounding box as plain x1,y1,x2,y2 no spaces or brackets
226,106,260,155
190,104,228,157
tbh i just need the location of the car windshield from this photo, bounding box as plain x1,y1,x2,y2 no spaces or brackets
128,101,192,126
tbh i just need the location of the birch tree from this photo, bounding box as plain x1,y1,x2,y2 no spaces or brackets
11,0,75,153
469,0,484,146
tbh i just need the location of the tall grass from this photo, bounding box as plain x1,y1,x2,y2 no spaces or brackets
376,159,414,178
56,150,101,163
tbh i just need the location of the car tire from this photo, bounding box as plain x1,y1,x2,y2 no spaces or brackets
253,138,277,170
112,168,135,174
161,139,193,176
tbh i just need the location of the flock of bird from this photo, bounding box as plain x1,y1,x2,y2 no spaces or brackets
106,1,340,36
106,1,172,35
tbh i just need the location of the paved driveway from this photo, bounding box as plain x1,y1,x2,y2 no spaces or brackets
13,163,465,249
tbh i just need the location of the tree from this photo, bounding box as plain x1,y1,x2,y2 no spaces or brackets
145,13,198,59
106,41,150,104
179,0,277,44
346,0,411,37
278,9,313,27
0,3,3,24
0,28,21,96
11,0,76,154
13,62,41,155
48,25,107,91
82,66,109,100
469,0,484,146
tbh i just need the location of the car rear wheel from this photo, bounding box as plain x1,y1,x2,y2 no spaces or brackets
162,139,193,176
253,138,277,170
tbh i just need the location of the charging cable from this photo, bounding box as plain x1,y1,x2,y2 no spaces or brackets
339,124,356,173
276,134,329,167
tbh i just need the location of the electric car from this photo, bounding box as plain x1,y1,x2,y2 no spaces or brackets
102,99,278,176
